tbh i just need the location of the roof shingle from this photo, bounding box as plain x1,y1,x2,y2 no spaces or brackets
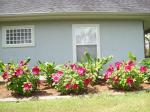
0,0,150,15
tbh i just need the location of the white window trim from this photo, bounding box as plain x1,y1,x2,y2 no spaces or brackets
72,24,101,62
2,25,35,48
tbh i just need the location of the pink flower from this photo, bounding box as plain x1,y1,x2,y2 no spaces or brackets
104,74,110,80
57,71,63,77
140,66,147,73
51,71,63,83
14,68,24,77
128,60,134,67
23,82,32,91
104,65,114,80
72,84,79,89
51,73,59,82
70,64,77,70
84,78,92,86
77,67,86,76
2,72,9,80
124,65,131,72
115,62,122,70
126,77,134,85
32,66,40,75
65,83,71,90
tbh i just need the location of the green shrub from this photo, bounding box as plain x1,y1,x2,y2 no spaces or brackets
104,54,147,90
1,58,39,96
80,52,113,81
38,61,56,85
52,63,93,94
140,58,150,82
52,53,112,94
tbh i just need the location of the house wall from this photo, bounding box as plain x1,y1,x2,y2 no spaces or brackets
0,20,144,65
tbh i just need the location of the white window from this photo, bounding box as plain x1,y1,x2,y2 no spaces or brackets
2,25,35,47
72,24,100,62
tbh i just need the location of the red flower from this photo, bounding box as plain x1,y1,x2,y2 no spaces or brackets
65,83,71,90
23,82,32,91
140,66,147,73
14,68,24,77
128,60,134,67
70,64,77,70
124,65,131,72
77,67,86,76
32,66,40,75
115,62,122,70
84,78,92,86
126,77,134,85
72,84,79,89
107,65,114,73
2,72,9,80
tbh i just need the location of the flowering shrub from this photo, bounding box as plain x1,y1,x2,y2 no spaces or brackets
104,60,147,90
38,61,56,85
1,58,39,96
52,63,93,94
140,58,150,82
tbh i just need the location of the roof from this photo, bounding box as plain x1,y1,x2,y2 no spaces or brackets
0,0,150,15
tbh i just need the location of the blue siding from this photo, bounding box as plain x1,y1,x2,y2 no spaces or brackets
0,20,144,65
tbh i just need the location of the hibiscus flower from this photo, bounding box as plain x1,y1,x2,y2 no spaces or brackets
51,71,63,83
14,68,24,77
2,72,9,80
140,66,147,73
70,64,77,70
124,65,131,72
104,65,114,80
115,62,122,70
128,60,135,67
126,77,134,85
84,78,92,86
57,71,63,77
65,83,71,90
23,82,32,91
32,66,40,75
72,84,79,89
77,67,86,76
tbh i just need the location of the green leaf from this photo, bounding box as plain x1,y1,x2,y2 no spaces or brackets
128,52,137,61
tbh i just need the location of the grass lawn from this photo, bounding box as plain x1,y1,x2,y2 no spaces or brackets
0,92,150,112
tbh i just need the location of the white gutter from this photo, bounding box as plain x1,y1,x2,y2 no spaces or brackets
0,12,150,21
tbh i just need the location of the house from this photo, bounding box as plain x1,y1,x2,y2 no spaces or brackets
0,0,150,65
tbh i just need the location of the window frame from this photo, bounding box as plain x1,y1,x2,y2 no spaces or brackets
2,25,35,48
72,24,101,62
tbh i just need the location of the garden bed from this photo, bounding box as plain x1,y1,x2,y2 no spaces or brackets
0,79,150,99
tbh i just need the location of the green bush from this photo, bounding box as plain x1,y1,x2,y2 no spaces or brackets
52,53,112,94
140,58,150,82
104,53,147,90
52,63,93,94
38,61,56,85
1,58,39,96
80,52,113,81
